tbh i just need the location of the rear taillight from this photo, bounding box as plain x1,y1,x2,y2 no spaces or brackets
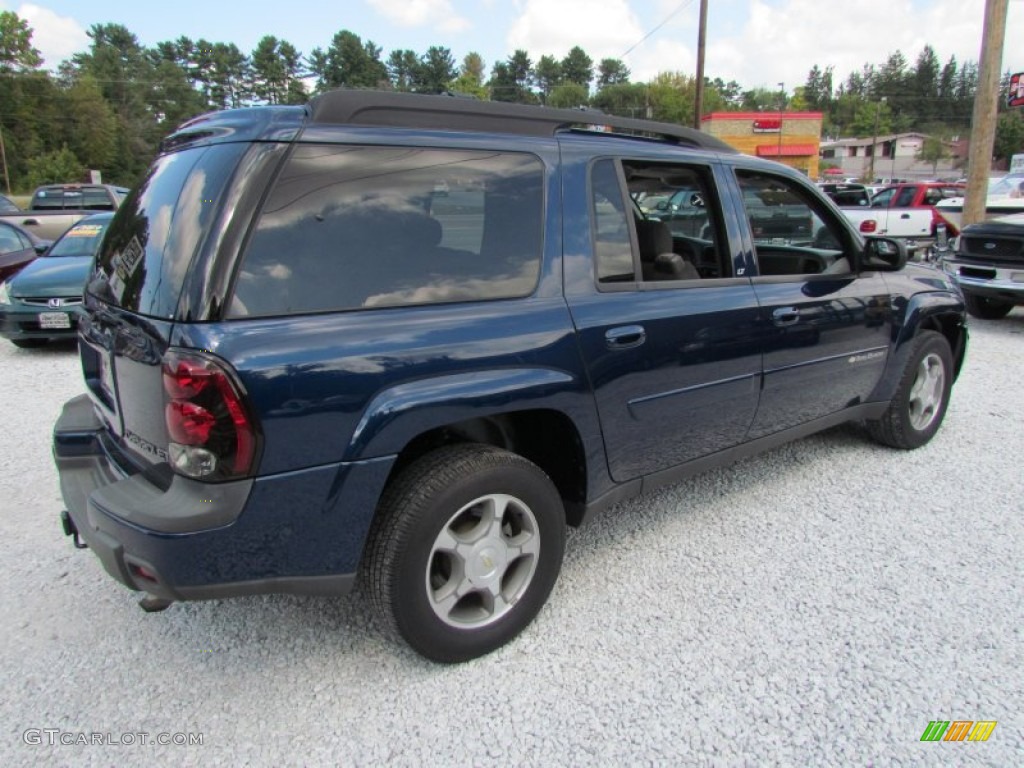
860,220,877,233
162,349,259,481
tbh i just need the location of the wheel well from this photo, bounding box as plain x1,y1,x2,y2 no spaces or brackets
388,410,588,527
917,312,967,379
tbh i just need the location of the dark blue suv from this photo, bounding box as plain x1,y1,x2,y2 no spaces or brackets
53,92,967,662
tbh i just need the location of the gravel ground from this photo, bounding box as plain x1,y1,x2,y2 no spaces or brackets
1,313,1022,767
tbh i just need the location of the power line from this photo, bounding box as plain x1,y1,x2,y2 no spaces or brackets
621,0,696,59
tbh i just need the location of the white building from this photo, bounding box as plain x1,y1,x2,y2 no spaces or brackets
819,132,961,181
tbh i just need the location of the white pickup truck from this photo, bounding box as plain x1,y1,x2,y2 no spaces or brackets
838,182,964,242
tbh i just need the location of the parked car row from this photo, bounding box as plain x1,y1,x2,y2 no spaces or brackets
0,183,127,241
0,213,113,347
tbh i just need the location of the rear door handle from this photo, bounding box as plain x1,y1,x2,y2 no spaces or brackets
772,307,800,326
22,218,39,226
901,213,911,219
605,325,646,350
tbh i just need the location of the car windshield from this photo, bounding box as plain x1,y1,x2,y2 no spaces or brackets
988,175,1024,196
46,220,110,257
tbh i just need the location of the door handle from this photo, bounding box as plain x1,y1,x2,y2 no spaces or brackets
605,325,646,350
772,307,800,326
22,218,39,226
901,213,911,219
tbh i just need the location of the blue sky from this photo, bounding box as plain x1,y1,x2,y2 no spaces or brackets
3,0,1023,93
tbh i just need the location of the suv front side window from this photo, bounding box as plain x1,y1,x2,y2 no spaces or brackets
736,171,853,276
230,146,544,317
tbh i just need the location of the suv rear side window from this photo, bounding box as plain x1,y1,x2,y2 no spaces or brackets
229,146,544,317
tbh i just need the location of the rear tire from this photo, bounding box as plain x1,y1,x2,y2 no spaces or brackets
365,444,566,663
868,330,953,450
963,293,1014,320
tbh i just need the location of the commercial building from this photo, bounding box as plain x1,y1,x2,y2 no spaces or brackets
701,112,823,178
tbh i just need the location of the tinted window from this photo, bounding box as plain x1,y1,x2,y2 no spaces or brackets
31,190,67,210
624,160,723,280
0,194,18,213
0,223,28,254
590,159,633,283
229,146,543,316
894,186,917,207
82,189,116,210
736,171,852,276
90,142,247,317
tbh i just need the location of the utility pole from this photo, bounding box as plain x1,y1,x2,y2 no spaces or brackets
963,0,1008,227
0,126,10,196
868,97,886,183
777,83,785,161
693,0,708,129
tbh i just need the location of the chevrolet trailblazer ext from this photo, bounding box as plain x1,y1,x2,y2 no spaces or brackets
53,92,967,662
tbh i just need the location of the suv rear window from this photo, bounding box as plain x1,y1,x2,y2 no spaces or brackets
228,145,544,317
89,142,247,318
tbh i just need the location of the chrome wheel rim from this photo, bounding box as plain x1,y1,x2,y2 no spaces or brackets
426,493,540,629
908,352,945,431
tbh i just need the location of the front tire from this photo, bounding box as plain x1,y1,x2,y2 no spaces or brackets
365,444,566,663
868,330,953,450
963,293,1014,320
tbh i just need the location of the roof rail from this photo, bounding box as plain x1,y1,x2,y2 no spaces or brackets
307,90,736,153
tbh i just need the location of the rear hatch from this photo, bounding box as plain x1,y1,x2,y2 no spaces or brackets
81,140,255,479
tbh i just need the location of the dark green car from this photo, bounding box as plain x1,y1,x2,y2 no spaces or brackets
0,212,113,347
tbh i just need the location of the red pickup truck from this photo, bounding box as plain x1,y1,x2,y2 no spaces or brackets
841,182,965,240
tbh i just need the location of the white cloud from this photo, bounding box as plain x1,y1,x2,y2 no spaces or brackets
507,0,644,61
627,37,693,84
703,0,1019,91
366,0,472,34
14,3,89,69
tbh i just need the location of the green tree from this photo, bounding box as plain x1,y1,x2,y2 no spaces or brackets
708,77,743,109
489,50,535,104
591,82,647,117
647,72,694,124
251,36,305,105
547,82,589,109
309,30,388,92
740,86,781,112
910,45,940,124
597,58,629,88
534,55,562,103
68,24,158,184
915,135,951,175
449,52,486,99
62,75,117,171
414,46,456,93
0,10,42,71
803,65,834,111
561,46,593,90
387,49,419,91
994,111,1024,165
26,145,83,188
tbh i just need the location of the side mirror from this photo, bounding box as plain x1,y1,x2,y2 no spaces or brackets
862,236,907,271
34,242,51,255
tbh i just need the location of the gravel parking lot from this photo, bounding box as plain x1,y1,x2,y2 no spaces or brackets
1,312,1022,766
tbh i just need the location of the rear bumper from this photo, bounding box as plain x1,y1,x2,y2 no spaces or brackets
53,394,395,601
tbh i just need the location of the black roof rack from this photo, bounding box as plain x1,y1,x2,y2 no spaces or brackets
308,90,736,153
